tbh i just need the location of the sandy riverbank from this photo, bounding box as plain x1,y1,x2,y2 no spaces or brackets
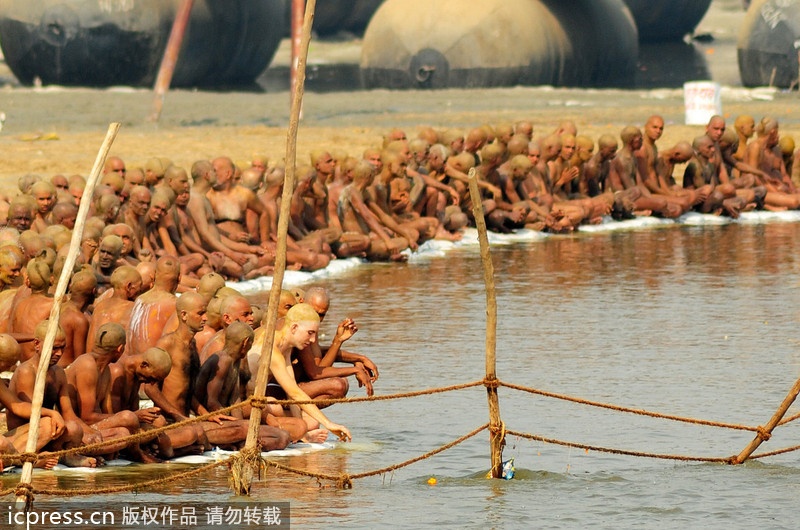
0,0,794,195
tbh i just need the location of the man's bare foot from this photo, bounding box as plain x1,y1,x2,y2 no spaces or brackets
633,209,652,217
34,456,59,470
301,429,329,443
588,216,604,225
245,265,275,279
62,454,99,468
434,226,463,242
389,252,408,263
525,221,547,232
136,449,163,464
722,198,742,219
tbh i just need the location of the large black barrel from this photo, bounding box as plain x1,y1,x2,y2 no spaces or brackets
360,0,637,89
738,0,800,87
0,0,286,87
622,0,713,42
541,0,638,87
312,0,384,36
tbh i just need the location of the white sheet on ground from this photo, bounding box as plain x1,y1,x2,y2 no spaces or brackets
227,210,800,295
0,442,335,474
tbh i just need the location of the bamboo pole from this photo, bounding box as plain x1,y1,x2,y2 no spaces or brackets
467,169,504,479
147,0,194,123
232,0,316,496
15,123,121,508
290,0,304,109
731,376,800,464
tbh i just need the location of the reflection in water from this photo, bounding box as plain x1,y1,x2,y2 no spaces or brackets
5,223,800,527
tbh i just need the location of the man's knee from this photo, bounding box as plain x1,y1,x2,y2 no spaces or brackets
331,377,349,398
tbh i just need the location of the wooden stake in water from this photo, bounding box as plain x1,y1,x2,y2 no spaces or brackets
232,0,316,496
15,123,121,508
148,0,194,122
468,169,504,479
731,376,800,464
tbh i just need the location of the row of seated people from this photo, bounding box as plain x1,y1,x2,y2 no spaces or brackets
0,113,797,466
1,113,798,288
0,257,373,467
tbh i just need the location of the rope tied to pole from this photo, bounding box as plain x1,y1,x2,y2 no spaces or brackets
483,377,499,389
336,474,353,489
14,483,34,510
756,426,772,442
229,446,266,496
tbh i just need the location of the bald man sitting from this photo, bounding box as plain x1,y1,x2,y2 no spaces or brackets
29,181,57,233
67,323,160,463
0,333,62,469
8,321,98,467
127,255,180,357
88,266,141,355
258,303,352,443
10,258,54,361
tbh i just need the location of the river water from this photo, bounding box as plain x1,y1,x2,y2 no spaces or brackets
4,219,800,528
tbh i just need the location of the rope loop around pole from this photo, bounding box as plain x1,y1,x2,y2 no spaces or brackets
19,453,38,464
15,482,34,510
483,377,499,389
489,421,506,436
756,426,772,442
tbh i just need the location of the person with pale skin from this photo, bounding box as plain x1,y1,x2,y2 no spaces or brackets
263,303,352,443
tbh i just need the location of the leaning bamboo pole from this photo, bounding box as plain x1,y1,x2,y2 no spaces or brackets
731,376,800,464
231,0,316,496
290,0,305,109
467,170,504,479
15,123,121,508
148,0,194,122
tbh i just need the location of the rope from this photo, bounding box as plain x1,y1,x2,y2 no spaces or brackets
268,380,484,407
249,396,270,410
506,429,731,463
749,444,800,460
777,411,800,426
29,460,230,497
0,486,16,497
14,482,34,510
262,424,489,488
0,399,252,463
499,381,760,433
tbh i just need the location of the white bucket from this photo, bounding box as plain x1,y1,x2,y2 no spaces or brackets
684,81,722,126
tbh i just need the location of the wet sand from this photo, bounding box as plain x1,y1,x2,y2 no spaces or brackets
0,0,795,195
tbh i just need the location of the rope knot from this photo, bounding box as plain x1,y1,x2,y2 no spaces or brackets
250,396,269,410
756,426,772,442
483,377,499,389
14,482,34,509
336,474,353,489
19,452,38,464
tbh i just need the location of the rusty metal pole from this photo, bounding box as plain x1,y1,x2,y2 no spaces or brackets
147,0,194,122
468,169,504,479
